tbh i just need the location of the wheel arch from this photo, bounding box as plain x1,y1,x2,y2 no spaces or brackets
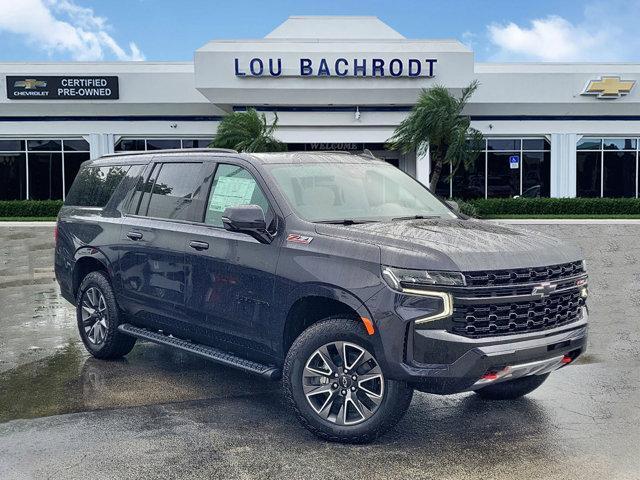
281,284,377,357
72,247,113,297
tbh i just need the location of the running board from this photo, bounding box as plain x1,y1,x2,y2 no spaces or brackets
118,323,281,381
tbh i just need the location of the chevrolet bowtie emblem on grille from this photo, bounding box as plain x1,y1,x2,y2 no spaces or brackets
582,76,635,98
14,79,47,89
532,282,557,298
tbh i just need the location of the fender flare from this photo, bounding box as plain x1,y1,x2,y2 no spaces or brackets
72,246,114,293
278,282,390,369
283,282,374,321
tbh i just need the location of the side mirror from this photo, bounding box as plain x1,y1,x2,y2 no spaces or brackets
221,205,273,244
445,200,460,213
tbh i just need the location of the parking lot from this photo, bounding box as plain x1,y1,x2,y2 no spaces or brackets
1,222,639,480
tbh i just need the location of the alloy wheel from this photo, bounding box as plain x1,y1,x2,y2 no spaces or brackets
303,341,384,426
81,287,109,345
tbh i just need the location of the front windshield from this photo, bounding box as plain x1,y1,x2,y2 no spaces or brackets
266,161,456,222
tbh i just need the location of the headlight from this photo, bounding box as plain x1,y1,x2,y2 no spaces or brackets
381,266,459,324
381,266,465,290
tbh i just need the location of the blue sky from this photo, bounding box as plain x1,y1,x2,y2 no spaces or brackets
0,0,637,63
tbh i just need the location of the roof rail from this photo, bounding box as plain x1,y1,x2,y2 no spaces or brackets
361,149,380,160
101,148,237,158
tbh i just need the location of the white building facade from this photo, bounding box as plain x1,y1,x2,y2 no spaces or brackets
1,16,640,201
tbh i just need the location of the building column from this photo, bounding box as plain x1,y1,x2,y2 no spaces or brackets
85,133,116,159
416,142,430,187
550,133,579,198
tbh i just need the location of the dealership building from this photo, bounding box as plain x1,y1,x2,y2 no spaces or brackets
2,15,640,201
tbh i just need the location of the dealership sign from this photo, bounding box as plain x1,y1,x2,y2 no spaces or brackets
234,57,437,77
6,76,119,100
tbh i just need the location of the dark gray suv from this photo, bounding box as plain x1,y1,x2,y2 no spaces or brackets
55,149,589,443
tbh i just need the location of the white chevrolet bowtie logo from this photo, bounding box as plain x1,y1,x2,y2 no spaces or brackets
532,282,557,298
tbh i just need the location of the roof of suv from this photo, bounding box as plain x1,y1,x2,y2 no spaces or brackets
94,149,387,166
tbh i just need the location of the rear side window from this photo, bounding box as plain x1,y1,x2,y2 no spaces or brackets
142,162,203,220
65,165,130,207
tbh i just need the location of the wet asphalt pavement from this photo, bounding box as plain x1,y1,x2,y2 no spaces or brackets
0,223,639,479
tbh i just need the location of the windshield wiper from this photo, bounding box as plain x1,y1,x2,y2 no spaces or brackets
391,215,440,221
314,219,379,225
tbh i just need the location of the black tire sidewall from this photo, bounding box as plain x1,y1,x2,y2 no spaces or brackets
76,271,132,358
284,317,412,442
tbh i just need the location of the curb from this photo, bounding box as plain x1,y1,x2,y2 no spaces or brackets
0,222,57,227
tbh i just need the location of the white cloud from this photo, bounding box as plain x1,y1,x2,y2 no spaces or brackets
486,1,640,62
0,0,145,61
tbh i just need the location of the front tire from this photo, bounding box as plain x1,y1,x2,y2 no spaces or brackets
474,373,550,400
283,317,413,443
76,271,136,359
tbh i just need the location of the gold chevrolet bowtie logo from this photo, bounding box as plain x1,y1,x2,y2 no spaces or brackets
14,79,47,89
583,76,635,98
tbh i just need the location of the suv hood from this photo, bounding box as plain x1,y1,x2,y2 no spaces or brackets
314,218,582,272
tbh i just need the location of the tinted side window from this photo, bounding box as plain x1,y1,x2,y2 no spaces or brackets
128,164,159,215
65,165,130,207
205,163,272,227
145,162,203,220
110,165,144,212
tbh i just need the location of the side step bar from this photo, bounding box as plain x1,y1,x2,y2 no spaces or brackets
118,323,281,381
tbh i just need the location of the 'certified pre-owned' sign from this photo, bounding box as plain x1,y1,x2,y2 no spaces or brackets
6,76,119,100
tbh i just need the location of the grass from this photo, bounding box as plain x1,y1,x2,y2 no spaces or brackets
481,214,640,219
0,217,57,222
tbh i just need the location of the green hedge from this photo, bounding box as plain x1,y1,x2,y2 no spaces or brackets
0,200,63,218
3,198,640,219
457,198,640,217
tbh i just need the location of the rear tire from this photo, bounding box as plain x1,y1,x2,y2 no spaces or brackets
283,317,413,443
474,373,549,400
76,271,136,359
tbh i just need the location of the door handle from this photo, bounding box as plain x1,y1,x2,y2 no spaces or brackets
126,231,143,241
189,240,209,251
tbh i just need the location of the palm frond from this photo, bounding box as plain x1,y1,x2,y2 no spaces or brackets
386,81,484,188
210,108,286,152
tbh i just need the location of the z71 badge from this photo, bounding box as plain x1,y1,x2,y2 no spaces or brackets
287,233,313,244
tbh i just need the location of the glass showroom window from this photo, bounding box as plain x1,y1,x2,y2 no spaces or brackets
577,138,638,197
432,138,550,199
0,138,89,200
114,138,213,152
0,140,27,200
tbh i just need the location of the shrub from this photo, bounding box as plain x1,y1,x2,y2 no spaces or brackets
0,200,63,218
454,199,479,218
458,198,640,217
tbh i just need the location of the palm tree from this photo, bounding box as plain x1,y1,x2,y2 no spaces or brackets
210,108,287,152
387,80,483,192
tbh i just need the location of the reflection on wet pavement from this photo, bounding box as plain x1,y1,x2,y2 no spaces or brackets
0,226,77,373
0,341,277,423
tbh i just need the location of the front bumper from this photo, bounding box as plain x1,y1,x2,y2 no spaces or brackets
363,263,589,394
364,279,588,393
405,315,587,394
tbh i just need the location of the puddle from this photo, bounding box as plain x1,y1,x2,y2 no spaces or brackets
0,341,278,423
0,343,86,422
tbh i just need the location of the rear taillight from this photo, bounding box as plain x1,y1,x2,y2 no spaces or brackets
54,224,59,244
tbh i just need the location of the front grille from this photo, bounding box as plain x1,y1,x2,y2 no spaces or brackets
451,289,585,338
463,261,584,287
